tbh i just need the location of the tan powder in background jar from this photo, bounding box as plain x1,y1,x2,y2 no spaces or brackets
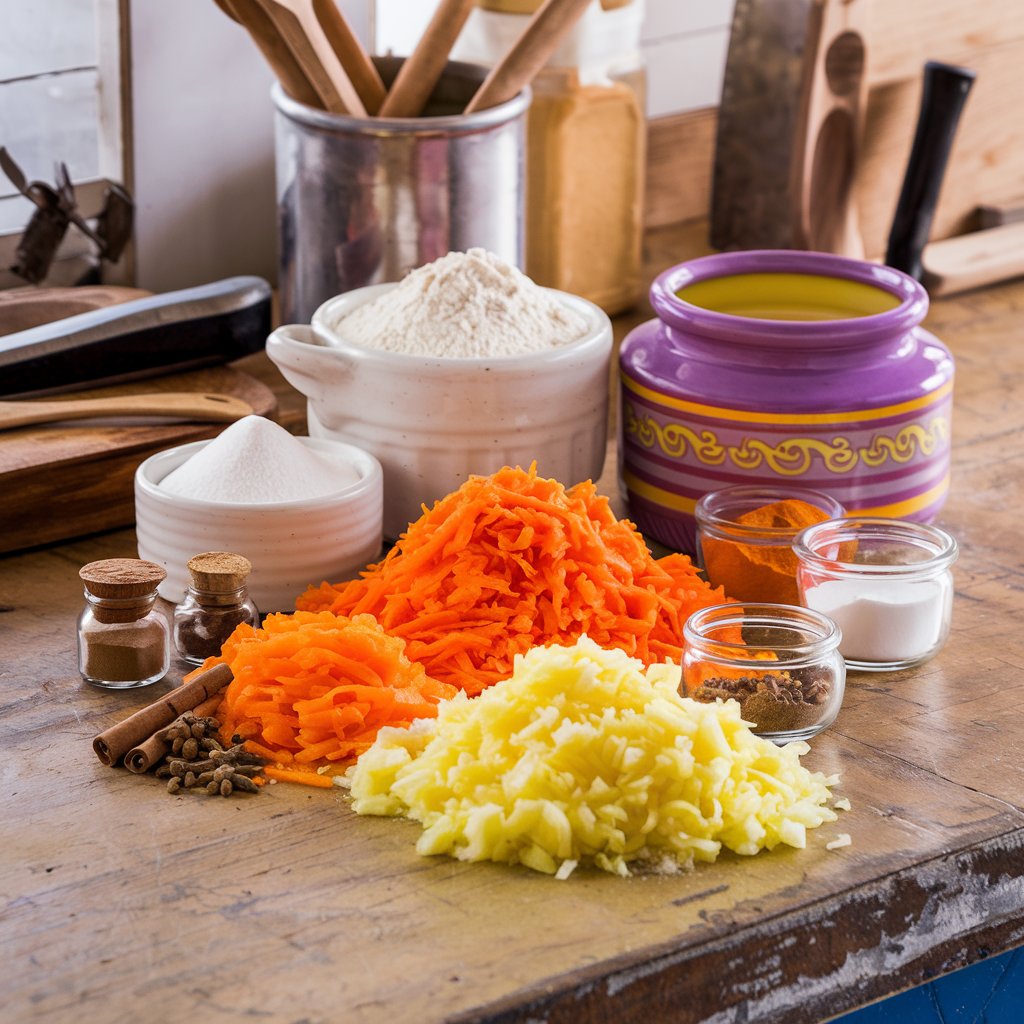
454,0,647,315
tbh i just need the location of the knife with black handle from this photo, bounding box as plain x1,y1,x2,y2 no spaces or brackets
0,276,272,397
884,61,976,281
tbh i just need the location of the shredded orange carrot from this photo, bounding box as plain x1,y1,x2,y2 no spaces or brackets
263,765,336,789
187,611,456,777
297,465,729,696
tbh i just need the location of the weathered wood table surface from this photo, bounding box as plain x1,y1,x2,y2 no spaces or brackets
3,226,1023,1023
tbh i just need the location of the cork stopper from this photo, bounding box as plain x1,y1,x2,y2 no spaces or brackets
186,551,252,594
80,558,167,599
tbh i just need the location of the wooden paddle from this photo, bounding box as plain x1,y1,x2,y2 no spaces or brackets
214,0,322,108
254,0,367,115
312,0,385,114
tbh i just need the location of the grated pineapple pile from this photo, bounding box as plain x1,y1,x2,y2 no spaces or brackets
346,637,839,878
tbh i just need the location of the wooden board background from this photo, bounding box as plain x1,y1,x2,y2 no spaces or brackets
645,0,1024,254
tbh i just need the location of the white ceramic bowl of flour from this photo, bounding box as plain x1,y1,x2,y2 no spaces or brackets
134,427,383,612
266,251,613,539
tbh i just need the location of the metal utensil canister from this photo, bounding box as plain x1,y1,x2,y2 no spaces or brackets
274,57,529,324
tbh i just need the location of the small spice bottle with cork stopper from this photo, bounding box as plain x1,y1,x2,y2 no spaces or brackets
172,551,260,665
77,559,171,688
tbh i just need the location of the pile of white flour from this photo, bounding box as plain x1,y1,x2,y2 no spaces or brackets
333,248,590,358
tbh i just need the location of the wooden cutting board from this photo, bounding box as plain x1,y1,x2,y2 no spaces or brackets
0,366,277,554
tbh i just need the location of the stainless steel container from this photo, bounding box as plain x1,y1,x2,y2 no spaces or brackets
273,58,529,324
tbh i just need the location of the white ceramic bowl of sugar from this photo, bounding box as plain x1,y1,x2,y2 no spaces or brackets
266,283,613,540
134,433,383,612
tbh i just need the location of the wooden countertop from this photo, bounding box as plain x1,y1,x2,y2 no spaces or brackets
3,225,1024,1024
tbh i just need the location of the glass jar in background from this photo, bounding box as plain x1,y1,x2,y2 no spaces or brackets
77,559,171,688
453,0,647,315
682,602,846,744
794,517,958,671
695,486,846,604
173,551,261,665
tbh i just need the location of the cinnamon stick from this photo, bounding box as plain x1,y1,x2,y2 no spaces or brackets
92,663,233,767
123,693,225,775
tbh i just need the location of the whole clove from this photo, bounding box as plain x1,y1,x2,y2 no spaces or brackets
154,709,266,798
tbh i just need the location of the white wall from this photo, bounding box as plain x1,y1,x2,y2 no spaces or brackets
640,0,734,117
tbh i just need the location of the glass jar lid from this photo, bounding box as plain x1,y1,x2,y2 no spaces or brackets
794,517,958,579
684,601,842,668
695,485,846,545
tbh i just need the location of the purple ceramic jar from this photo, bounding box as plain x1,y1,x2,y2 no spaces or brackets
618,250,954,553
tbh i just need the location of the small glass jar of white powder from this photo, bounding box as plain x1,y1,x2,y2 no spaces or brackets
794,518,958,671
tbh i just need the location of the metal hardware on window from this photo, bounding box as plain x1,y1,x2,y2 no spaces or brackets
0,148,133,287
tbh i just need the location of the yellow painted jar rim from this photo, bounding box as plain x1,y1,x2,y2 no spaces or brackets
650,250,929,348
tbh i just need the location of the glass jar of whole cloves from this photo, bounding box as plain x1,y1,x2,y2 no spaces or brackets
173,551,260,665
77,559,171,688
682,602,845,744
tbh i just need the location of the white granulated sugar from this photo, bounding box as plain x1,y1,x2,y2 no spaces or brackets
334,248,590,358
158,415,359,503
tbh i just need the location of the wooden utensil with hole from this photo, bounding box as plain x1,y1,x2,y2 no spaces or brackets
463,0,591,114
253,0,367,116
711,0,869,256
0,392,254,432
312,0,385,114
792,0,869,256
214,0,322,108
378,0,475,118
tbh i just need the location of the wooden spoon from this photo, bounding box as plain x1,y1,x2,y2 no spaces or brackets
378,0,476,118
312,0,386,114
463,0,591,114
0,392,254,431
214,0,322,109
254,0,367,116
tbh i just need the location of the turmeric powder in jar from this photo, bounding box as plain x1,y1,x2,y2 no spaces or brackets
695,487,846,604
453,0,646,315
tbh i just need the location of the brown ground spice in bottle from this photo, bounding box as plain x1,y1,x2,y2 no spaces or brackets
78,559,171,688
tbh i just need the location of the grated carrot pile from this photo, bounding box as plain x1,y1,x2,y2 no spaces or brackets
194,610,457,782
297,465,728,696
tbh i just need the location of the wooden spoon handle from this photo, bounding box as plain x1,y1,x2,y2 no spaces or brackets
0,392,254,431
214,0,323,108
378,0,476,118
312,0,386,115
463,0,591,114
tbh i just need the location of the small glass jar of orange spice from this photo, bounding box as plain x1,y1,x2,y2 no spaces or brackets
694,486,845,604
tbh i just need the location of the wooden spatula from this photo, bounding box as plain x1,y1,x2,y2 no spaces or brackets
254,0,367,116
0,392,254,431
312,0,385,114
214,0,322,108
